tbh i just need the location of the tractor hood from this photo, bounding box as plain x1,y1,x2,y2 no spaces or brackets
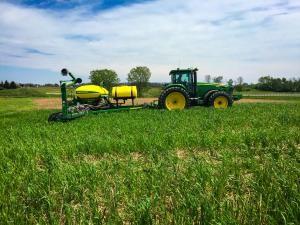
197,82,228,87
197,82,234,95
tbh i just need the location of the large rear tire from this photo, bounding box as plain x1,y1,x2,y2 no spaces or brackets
208,91,233,109
158,87,190,110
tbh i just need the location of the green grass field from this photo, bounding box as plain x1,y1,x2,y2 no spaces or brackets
0,98,299,224
0,97,35,113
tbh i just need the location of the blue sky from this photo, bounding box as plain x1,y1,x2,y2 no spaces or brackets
8,0,152,11
0,0,300,84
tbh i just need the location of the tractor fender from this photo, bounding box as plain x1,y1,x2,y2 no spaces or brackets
203,90,218,106
163,83,186,90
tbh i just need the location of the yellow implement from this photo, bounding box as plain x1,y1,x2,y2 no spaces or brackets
111,86,137,99
76,85,109,99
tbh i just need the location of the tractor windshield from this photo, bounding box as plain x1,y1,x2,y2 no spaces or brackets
171,72,191,84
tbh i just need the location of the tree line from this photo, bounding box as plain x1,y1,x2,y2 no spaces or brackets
204,75,300,92
1,68,299,93
255,76,300,92
0,81,17,89
0,81,60,89
232,76,300,92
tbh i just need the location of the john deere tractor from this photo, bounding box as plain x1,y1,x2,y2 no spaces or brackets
158,68,241,110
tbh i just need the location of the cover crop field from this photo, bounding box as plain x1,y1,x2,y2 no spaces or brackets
0,100,299,224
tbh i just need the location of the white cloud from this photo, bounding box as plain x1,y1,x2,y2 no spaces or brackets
0,0,300,83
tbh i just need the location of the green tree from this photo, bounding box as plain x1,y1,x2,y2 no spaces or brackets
4,80,10,89
127,66,151,93
204,75,211,83
89,69,119,90
9,81,17,89
235,76,244,91
213,76,223,83
237,76,243,85
256,76,300,92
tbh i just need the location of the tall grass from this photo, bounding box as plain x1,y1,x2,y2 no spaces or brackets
0,97,34,113
0,103,299,224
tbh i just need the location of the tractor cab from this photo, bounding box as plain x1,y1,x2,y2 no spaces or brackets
169,68,198,97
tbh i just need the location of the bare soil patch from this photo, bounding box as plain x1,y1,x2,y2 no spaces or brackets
34,98,61,109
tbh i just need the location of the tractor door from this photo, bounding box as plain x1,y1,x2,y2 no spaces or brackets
172,71,195,96
191,70,197,97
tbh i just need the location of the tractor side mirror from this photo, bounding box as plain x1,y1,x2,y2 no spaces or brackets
61,68,69,76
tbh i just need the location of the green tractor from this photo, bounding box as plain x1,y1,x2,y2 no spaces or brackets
158,68,242,110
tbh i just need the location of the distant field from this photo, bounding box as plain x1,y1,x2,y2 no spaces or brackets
142,86,162,97
236,91,300,101
242,95,300,101
0,98,299,224
1,86,300,101
0,87,59,97
235,90,300,101
235,89,287,94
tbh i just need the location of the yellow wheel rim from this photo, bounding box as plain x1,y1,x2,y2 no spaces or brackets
213,96,228,109
165,92,186,110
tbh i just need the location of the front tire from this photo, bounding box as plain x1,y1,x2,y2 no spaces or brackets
203,90,218,106
208,91,233,109
158,87,190,110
